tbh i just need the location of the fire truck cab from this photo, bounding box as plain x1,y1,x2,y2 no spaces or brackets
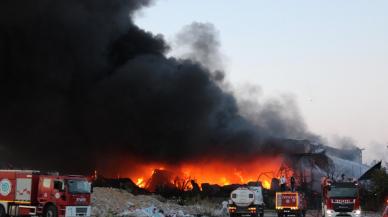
382,199,388,217
321,177,361,217
383,206,388,217
0,170,92,217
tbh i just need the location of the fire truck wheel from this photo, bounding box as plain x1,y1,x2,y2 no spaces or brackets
43,205,58,217
0,205,5,217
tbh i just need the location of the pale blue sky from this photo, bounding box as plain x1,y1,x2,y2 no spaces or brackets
134,0,388,163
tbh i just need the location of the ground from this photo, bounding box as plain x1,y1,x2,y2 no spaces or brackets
91,188,382,217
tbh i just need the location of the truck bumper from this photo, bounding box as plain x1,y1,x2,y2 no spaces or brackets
277,208,305,217
324,210,361,217
65,206,91,217
229,205,264,216
257,205,264,214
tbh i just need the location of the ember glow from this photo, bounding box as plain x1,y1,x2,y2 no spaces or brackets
125,156,283,190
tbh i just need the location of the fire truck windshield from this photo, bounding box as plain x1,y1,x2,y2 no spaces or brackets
67,179,91,194
328,187,358,198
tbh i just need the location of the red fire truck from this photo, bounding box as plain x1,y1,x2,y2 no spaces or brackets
321,177,361,217
275,192,307,217
382,199,388,217
0,170,92,217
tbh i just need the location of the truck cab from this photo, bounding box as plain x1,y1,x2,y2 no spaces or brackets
321,178,361,217
0,170,92,217
37,175,92,217
228,186,265,217
382,199,388,217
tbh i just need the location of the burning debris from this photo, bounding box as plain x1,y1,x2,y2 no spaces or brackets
118,156,283,192
1,1,385,217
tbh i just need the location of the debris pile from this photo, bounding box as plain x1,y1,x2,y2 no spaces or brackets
91,187,224,217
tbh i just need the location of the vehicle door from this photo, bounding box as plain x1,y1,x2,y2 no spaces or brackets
38,177,53,203
52,179,66,205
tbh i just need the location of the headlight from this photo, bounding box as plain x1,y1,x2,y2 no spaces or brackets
354,210,361,215
326,210,334,215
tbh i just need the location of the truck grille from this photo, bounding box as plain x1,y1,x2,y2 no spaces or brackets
333,203,354,212
76,207,88,215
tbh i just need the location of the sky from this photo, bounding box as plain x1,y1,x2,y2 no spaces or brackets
134,0,388,163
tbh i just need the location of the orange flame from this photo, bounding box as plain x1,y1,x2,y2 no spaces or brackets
136,178,145,188
124,156,283,190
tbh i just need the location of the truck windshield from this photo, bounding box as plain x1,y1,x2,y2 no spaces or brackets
328,187,358,198
67,180,91,194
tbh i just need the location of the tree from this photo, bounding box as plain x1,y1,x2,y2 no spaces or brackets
371,168,388,209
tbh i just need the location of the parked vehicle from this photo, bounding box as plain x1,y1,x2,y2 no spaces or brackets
275,191,306,217
228,186,265,217
383,207,388,217
383,200,388,217
0,170,92,217
321,177,361,217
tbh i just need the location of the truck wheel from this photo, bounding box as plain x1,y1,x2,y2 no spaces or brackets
260,213,264,217
43,205,58,217
0,205,5,217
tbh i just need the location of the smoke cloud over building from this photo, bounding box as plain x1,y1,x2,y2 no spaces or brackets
0,0,317,173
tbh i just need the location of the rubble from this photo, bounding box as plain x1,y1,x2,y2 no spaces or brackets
92,187,223,217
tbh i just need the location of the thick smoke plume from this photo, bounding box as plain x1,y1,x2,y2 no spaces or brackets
173,22,224,75
0,0,313,173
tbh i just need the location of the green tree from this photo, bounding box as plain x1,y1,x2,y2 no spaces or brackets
371,168,388,209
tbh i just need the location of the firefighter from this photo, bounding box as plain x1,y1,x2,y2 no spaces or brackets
290,176,296,192
221,201,228,216
280,175,287,191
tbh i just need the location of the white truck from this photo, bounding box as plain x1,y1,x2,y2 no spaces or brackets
228,186,265,217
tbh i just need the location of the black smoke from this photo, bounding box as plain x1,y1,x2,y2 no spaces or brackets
173,22,224,75
0,0,314,173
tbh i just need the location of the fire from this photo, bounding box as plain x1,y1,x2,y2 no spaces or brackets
220,177,230,186
136,178,145,188
262,180,271,189
124,156,283,191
